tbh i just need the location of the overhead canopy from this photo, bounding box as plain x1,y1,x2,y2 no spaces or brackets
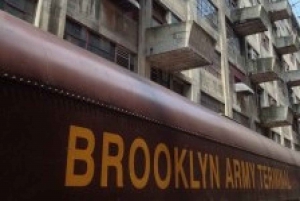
111,0,140,11
235,82,254,95
128,0,140,9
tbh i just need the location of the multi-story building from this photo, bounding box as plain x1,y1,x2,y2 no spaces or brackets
2,0,300,151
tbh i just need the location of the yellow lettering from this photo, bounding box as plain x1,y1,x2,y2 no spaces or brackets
240,161,250,189
249,163,255,189
198,152,208,189
65,125,95,186
233,159,242,189
154,143,172,189
257,165,264,189
189,151,200,189
129,138,150,189
174,148,189,189
209,155,220,189
226,158,234,189
101,132,124,187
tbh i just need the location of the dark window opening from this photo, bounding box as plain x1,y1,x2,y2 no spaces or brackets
150,68,190,97
233,111,250,128
110,0,139,21
172,76,191,97
284,138,292,148
225,0,238,10
255,122,268,136
295,144,300,151
0,0,37,23
152,1,167,25
261,32,269,51
247,43,259,60
151,67,171,88
64,18,135,71
292,118,299,133
200,92,225,114
272,132,281,144
197,0,218,30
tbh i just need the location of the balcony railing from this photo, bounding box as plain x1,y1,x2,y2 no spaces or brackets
231,5,269,36
146,21,216,71
248,57,282,83
287,70,300,87
274,35,300,55
260,106,293,128
264,0,292,22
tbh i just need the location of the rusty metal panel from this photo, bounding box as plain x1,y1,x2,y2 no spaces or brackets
0,76,299,200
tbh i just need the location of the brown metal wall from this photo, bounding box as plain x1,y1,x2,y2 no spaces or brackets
0,77,299,200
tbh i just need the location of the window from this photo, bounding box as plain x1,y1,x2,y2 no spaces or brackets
261,33,269,51
278,80,288,103
64,19,135,71
283,61,289,71
290,54,295,64
272,132,281,144
284,138,292,148
201,92,225,114
0,0,37,23
170,13,180,24
172,76,191,97
255,122,268,136
151,67,171,88
115,45,135,71
197,0,218,30
152,1,167,25
227,23,241,58
268,95,276,106
225,0,237,10
295,144,300,151
254,86,263,110
247,44,259,60
150,68,190,97
292,118,299,133
233,111,249,128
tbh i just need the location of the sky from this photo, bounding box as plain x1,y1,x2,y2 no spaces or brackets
290,0,300,18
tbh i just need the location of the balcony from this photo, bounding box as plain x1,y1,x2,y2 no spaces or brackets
293,104,300,118
231,5,269,36
266,0,292,22
248,58,281,83
146,21,216,71
274,35,300,55
260,106,293,128
286,70,300,87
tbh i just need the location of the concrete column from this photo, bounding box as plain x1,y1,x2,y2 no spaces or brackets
56,0,68,38
39,0,52,32
137,0,152,78
34,0,44,27
48,0,68,38
219,1,233,117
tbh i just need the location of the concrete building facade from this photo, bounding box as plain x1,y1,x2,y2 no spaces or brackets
2,0,300,151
